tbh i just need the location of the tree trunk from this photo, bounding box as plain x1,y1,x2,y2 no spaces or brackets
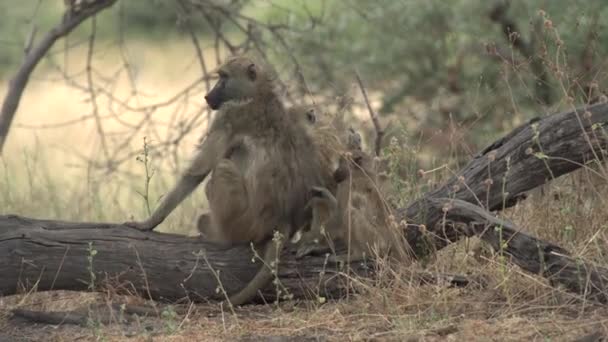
1,103,608,304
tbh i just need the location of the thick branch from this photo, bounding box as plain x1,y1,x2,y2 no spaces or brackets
400,102,608,256
0,0,118,153
433,198,608,303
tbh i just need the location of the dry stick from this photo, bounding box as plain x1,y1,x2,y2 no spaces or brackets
177,0,211,93
355,72,384,156
12,303,169,326
85,16,111,164
0,0,118,154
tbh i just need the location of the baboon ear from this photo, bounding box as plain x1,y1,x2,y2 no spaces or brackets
246,63,257,81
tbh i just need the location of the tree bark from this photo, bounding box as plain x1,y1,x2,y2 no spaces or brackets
1,103,608,304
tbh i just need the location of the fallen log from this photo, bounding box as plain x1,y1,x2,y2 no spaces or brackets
401,102,608,255
1,103,608,303
0,215,474,303
433,198,608,303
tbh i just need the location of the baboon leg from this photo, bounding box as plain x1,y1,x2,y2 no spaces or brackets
329,210,372,263
226,231,286,306
196,213,228,244
196,213,211,233
295,186,338,259
205,158,249,228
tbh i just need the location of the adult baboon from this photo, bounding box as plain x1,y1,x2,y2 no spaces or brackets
125,56,326,305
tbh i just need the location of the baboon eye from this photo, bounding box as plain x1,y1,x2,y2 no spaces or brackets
218,71,228,79
247,64,257,81
306,110,316,124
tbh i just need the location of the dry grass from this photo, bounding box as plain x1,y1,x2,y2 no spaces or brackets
2,173,608,341
2,40,608,341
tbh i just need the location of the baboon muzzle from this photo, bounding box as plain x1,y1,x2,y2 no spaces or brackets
205,82,224,110
204,90,222,110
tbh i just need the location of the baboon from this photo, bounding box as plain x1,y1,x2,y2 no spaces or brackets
198,105,337,240
296,150,400,262
286,104,363,188
125,56,326,305
287,104,318,126
199,104,357,243
288,104,363,150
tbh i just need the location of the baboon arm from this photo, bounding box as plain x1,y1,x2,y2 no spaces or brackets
186,128,229,176
143,174,207,229
126,129,229,231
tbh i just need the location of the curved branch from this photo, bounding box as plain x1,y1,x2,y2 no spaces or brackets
0,0,118,153
401,102,608,256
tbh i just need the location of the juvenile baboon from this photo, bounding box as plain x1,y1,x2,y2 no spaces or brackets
288,104,362,151
286,104,363,190
287,104,318,126
125,56,326,305
296,150,400,262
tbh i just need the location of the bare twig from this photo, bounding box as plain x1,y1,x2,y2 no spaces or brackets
355,72,384,156
85,16,111,165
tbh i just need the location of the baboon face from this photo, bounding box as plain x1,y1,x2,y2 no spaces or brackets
288,105,317,126
204,58,261,110
333,151,375,184
304,108,316,124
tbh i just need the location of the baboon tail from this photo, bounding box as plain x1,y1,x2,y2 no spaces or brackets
226,237,284,306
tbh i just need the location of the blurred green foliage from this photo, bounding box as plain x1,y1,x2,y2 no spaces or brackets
272,0,608,150
1,0,607,153
0,1,209,76
0,2,60,75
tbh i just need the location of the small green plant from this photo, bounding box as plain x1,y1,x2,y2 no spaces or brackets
86,316,106,342
562,224,575,243
161,306,179,335
246,231,292,306
87,242,98,290
135,136,156,216
382,132,421,207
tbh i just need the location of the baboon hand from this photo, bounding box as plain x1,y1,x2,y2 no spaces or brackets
123,220,158,231
310,186,333,198
296,241,331,259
